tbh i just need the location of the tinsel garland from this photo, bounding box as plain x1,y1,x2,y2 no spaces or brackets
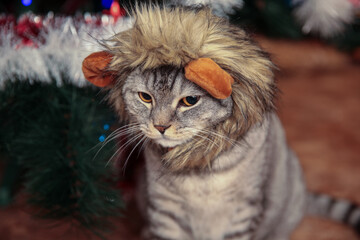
0,12,132,88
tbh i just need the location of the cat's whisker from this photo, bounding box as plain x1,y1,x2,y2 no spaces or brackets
196,128,236,142
103,123,140,144
105,132,144,167
122,135,147,175
97,123,140,147
100,124,140,147
105,123,138,137
186,127,240,149
137,137,150,159
192,132,220,149
104,126,141,145
114,122,140,131
194,128,241,148
105,134,142,168
92,125,141,161
88,123,140,155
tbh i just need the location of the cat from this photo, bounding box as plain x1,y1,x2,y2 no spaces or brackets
82,4,360,240
119,66,306,240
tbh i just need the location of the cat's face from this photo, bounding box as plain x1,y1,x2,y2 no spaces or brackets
122,67,233,148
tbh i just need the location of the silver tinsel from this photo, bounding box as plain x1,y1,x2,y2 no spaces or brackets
0,13,132,89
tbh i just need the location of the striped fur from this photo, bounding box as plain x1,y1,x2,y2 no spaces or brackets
307,193,360,233
142,113,307,240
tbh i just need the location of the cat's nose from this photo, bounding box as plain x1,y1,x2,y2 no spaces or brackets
154,125,170,134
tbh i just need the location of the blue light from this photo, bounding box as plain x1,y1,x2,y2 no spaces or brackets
99,134,106,142
103,124,110,130
22,0,32,6
101,0,113,9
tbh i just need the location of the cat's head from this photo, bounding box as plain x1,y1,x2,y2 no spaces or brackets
121,67,233,148
82,5,276,171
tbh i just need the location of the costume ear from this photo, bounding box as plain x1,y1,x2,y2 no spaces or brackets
82,51,115,87
185,58,234,99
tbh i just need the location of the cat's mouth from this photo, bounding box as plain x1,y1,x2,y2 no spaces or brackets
153,136,187,148
142,125,195,148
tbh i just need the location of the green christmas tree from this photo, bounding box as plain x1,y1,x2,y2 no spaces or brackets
0,78,124,237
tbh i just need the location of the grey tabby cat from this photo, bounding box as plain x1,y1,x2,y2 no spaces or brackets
82,4,360,240
122,67,306,240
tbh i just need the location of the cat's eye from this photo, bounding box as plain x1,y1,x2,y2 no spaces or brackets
138,92,152,103
180,96,200,107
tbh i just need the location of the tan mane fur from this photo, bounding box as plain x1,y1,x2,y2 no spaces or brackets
106,5,276,171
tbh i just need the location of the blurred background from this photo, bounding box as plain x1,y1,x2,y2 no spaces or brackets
0,0,359,239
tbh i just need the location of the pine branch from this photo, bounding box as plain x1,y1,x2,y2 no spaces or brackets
0,79,124,237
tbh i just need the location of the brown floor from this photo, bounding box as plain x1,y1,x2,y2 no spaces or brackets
260,37,360,240
0,37,359,240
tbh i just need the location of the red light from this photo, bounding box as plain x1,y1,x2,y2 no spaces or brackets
110,0,122,20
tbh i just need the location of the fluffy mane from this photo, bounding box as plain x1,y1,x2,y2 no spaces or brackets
105,5,276,171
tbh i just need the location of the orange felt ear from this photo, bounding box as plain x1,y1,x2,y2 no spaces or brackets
82,51,115,87
184,58,234,99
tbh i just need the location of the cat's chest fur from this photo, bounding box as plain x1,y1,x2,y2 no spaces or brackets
143,115,272,240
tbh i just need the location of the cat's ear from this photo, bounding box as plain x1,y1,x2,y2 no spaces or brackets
82,51,115,87
185,58,234,99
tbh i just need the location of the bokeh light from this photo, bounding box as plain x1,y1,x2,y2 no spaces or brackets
102,0,113,9
21,0,32,7
99,134,106,142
